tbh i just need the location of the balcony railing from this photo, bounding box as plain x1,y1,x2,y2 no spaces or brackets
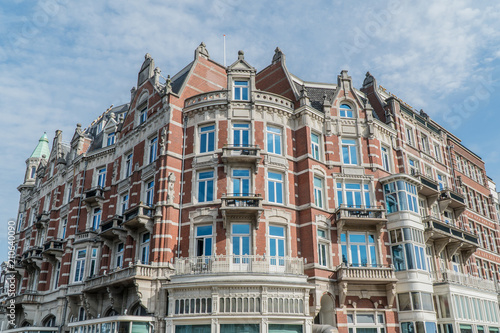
431,269,498,292
222,145,261,166
438,187,466,214
84,263,171,291
423,216,479,247
414,172,440,198
220,194,263,228
122,204,154,230
21,247,43,264
174,255,304,276
99,215,124,239
334,205,386,230
83,186,104,204
336,263,397,284
42,239,64,259
75,228,98,243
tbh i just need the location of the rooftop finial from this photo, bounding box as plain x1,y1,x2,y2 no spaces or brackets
272,47,284,64
238,50,244,60
195,42,210,59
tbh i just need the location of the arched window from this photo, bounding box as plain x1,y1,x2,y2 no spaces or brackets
340,104,353,118
43,315,57,327
78,307,86,321
130,303,148,316
105,308,118,317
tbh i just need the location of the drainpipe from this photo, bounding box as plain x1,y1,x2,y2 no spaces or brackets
177,115,188,258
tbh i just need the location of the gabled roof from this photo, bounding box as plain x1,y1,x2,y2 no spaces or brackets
30,133,50,159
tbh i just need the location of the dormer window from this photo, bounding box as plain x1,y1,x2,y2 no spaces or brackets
340,104,353,118
106,132,115,146
234,81,249,100
30,166,36,179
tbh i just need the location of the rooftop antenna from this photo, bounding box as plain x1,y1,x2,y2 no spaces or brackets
223,34,226,67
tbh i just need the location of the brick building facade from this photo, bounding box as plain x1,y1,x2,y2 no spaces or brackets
1,43,500,333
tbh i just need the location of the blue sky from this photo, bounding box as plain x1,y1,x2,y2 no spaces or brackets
1,0,500,262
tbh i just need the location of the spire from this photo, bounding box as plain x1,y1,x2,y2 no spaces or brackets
30,133,50,159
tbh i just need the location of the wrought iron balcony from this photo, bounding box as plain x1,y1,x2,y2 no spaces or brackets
83,186,105,204
334,205,386,231
438,187,466,215
220,193,263,229
222,144,261,167
122,204,154,230
174,255,304,276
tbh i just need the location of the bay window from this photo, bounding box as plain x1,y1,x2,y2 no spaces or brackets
384,180,418,214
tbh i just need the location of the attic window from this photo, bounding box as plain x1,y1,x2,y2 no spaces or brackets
106,132,115,146
139,107,147,124
234,81,249,100
340,104,353,118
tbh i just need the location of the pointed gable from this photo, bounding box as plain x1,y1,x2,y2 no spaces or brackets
256,47,298,102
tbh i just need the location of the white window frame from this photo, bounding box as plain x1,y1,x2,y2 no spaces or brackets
405,126,414,146
145,180,154,207
317,228,329,267
91,208,101,231
53,261,60,290
106,132,116,146
195,225,213,258
311,132,320,160
233,80,249,101
121,193,129,215
73,249,86,283
199,124,216,153
59,217,67,239
381,146,390,172
267,171,284,204
140,232,150,264
97,167,106,188
341,139,358,165
65,181,73,204
197,170,215,203
139,107,147,124
149,137,157,164
314,176,324,208
89,248,98,278
266,125,283,155
115,242,124,269
124,153,133,178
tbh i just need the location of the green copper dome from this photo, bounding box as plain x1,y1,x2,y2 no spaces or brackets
30,133,50,159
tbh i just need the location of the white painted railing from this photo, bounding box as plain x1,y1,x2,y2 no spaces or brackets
431,270,498,292
174,255,304,275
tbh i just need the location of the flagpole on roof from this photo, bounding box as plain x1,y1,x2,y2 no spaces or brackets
223,34,226,67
